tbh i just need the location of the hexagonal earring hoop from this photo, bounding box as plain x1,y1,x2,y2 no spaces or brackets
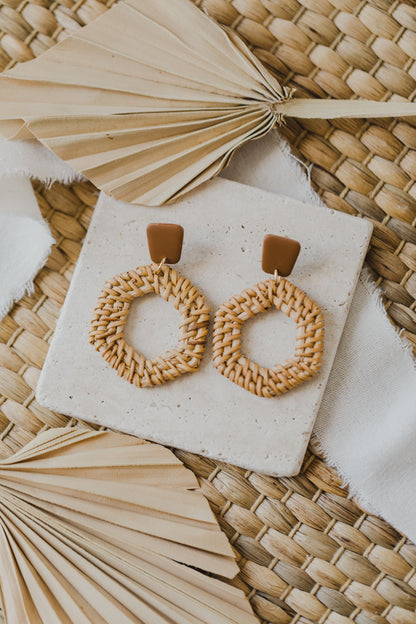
212,234,325,398
89,224,210,388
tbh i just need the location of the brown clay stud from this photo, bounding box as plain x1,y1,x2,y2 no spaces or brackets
262,234,301,277
146,223,184,264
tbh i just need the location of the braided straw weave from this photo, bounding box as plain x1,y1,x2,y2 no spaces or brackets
1,0,416,623
89,264,210,387
213,278,325,397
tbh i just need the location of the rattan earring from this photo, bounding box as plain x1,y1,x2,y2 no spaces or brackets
89,223,210,387
212,234,325,397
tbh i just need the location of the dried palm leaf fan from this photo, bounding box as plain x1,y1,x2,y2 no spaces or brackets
0,428,258,624
0,0,415,206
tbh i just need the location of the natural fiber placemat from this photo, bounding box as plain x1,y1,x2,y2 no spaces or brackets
0,0,416,623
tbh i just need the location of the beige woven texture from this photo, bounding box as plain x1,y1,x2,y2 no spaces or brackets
213,277,325,397
90,264,210,387
0,0,416,623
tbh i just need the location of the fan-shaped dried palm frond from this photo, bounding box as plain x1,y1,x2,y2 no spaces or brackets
0,428,258,624
0,0,415,205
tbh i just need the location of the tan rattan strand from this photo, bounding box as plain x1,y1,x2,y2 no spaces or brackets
0,0,416,623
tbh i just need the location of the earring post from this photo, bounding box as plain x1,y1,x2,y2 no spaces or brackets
155,257,167,275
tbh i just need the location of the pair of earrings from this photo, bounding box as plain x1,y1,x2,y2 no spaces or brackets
90,224,324,397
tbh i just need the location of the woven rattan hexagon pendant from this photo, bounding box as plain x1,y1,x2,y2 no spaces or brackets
89,224,210,387
213,235,324,398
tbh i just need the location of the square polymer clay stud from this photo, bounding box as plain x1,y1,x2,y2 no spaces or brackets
262,234,301,277
146,223,184,264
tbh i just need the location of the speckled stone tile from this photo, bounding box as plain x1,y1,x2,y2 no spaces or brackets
37,179,372,476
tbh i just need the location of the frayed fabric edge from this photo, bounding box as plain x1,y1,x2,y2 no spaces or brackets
312,266,416,523
0,137,83,187
359,266,416,365
0,227,55,319
310,434,385,519
0,167,83,188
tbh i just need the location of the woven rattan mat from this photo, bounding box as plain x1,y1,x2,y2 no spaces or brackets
1,0,416,622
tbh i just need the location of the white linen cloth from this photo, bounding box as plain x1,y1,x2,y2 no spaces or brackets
1,132,415,542
0,137,80,316
0,175,54,318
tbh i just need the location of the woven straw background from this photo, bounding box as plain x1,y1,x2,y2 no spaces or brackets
1,0,416,623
